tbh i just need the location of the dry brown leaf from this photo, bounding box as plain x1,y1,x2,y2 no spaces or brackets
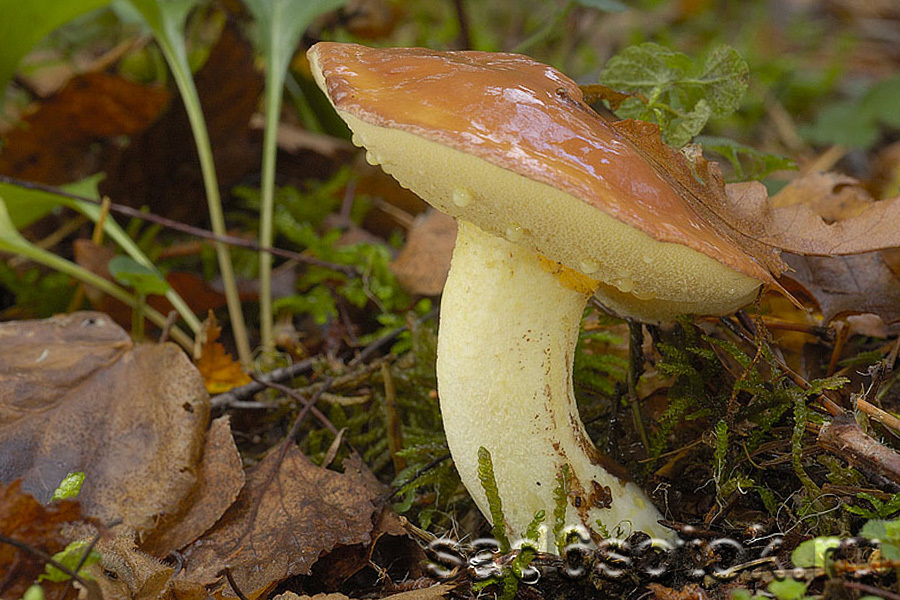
764,172,900,255
734,173,900,323
579,83,635,110
194,312,251,394
383,585,457,600
0,312,210,532
140,416,244,557
0,72,169,184
273,584,456,600
781,251,900,323
390,211,456,296
180,445,380,600
55,530,207,600
728,172,900,256
0,480,89,599
647,583,710,600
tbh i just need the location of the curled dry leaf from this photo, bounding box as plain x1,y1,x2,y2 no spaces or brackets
729,173,900,323
140,416,244,557
724,172,900,256
180,445,380,600
0,312,210,532
193,311,251,394
59,529,207,600
781,250,900,324
274,583,457,600
766,172,900,255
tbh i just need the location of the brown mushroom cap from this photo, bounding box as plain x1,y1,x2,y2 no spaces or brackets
309,42,773,320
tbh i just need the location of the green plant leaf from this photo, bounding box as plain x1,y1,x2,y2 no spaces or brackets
39,540,100,583
477,446,511,552
574,0,628,12
599,43,749,147
767,578,808,600
0,0,113,91
803,75,900,149
23,584,45,600
791,536,840,568
0,195,191,347
695,135,796,181
108,255,171,296
126,0,251,363
241,0,348,350
861,519,900,544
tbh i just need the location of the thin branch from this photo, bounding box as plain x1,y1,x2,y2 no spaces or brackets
250,374,340,436
0,175,358,276
842,581,900,600
818,413,900,490
210,358,316,409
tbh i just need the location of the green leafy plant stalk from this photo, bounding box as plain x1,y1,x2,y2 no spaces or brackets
0,177,201,334
600,42,749,147
477,446,511,553
0,197,192,348
126,0,251,364
242,0,349,352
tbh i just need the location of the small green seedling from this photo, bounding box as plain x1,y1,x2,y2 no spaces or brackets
51,472,85,501
39,539,100,583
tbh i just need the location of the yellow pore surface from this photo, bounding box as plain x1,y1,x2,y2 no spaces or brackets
341,111,761,322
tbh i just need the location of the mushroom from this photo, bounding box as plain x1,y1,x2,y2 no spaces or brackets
308,43,776,545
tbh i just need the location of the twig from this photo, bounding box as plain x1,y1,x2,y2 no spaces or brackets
284,375,334,445
158,310,179,344
348,307,439,368
452,0,472,49
842,581,900,600
60,525,107,600
0,175,358,276
626,320,650,451
382,363,407,473
721,315,847,417
210,358,315,409
219,567,249,600
210,308,437,409
818,413,900,490
388,454,452,501
856,396,900,436
250,374,340,436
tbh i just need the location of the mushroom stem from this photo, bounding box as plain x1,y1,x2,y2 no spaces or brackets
438,221,669,546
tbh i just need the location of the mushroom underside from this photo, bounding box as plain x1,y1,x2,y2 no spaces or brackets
334,109,762,322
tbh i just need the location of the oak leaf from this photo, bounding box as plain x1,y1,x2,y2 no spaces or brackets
180,445,380,599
